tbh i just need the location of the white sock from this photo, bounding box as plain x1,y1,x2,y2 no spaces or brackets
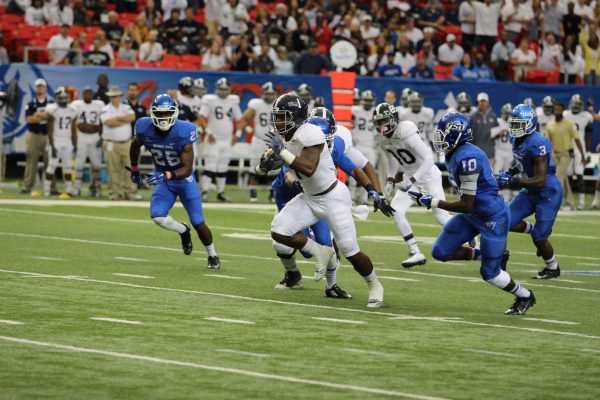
216,177,226,193
594,190,600,204
524,222,534,234
44,179,51,195
363,270,376,283
65,181,73,193
404,235,420,253
486,270,511,289
200,175,212,192
205,243,217,257
301,238,317,254
279,255,298,272
326,264,337,289
510,282,531,298
152,216,187,233
544,256,558,270
579,192,585,206
74,178,82,192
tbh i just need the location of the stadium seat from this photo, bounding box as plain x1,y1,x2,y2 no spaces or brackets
115,59,135,67
525,69,549,84
3,14,24,24
0,6,5,15
163,53,182,63
438,25,462,45
546,70,560,84
179,62,199,70
434,64,453,80
136,60,155,68
181,54,202,66
156,61,179,69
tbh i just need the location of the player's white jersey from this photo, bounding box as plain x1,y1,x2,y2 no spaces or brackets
200,94,242,140
71,99,104,131
46,103,78,144
492,118,512,154
177,91,203,115
535,108,554,136
402,107,434,143
377,120,437,182
351,105,375,149
247,98,273,141
285,123,336,195
564,110,593,152
306,99,315,114
396,106,410,119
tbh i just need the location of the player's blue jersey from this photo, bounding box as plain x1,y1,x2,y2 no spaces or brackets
134,117,198,173
447,143,505,217
510,131,559,193
330,136,356,174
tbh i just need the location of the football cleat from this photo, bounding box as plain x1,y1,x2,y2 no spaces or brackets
313,245,336,282
275,270,302,289
367,279,384,308
591,201,598,209
505,291,536,315
180,223,193,255
325,284,352,299
20,188,31,195
402,251,426,268
217,192,230,202
201,191,209,202
208,256,220,269
58,193,71,200
501,250,510,271
533,266,560,280
468,238,477,248
249,188,258,203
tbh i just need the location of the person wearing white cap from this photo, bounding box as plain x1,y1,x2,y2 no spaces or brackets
471,92,499,167
21,78,57,195
437,33,464,66
100,85,141,200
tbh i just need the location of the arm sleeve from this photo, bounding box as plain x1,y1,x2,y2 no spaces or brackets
346,147,368,169
336,153,357,175
459,173,479,195
405,134,434,181
199,101,210,118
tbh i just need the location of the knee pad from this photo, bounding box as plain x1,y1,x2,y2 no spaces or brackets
531,220,553,242
152,216,169,228
431,243,454,261
272,239,295,256
216,172,227,178
271,213,289,236
202,170,216,179
480,258,502,281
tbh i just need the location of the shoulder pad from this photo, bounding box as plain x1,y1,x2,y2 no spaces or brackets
228,94,240,104
134,117,153,136
335,125,353,152
396,120,419,139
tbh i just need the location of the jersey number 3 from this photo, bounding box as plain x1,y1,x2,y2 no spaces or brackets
150,149,181,167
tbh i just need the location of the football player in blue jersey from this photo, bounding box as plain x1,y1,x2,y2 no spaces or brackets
260,115,393,299
409,112,536,315
129,94,220,269
494,103,562,280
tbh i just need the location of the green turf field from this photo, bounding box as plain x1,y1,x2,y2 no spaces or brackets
0,186,599,400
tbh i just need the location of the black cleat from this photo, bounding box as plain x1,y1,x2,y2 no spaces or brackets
50,189,61,196
249,188,258,203
275,270,302,289
208,255,220,269
217,192,230,202
20,188,31,195
325,284,352,299
501,250,510,271
180,223,193,255
505,291,536,315
533,266,560,279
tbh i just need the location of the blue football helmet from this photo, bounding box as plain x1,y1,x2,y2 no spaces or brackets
150,94,179,132
270,93,307,136
309,106,337,133
433,112,473,154
306,116,334,151
507,103,537,138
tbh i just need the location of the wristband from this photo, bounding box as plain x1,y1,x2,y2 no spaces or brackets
130,165,138,173
235,129,243,138
254,164,266,176
431,198,440,208
364,183,376,193
279,149,296,165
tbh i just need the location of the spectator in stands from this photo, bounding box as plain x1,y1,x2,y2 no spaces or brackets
274,45,293,74
416,27,438,53
251,42,275,73
169,30,190,55
459,0,476,52
102,11,124,50
360,15,380,44
471,92,498,165
491,30,515,81
444,1,461,26
563,2,583,39
420,40,436,69
221,0,249,36
90,30,115,66
204,0,223,39
117,0,137,13
91,0,109,25
161,0,186,21
25,0,46,26
473,0,502,54
181,7,205,39
78,31,90,53
47,24,73,65
228,35,252,71
132,15,150,47
419,0,445,29
163,8,183,42
366,46,386,74
201,35,227,70
537,32,562,71
72,1,90,26
404,17,424,48
293,18,316,53
65,37,84,64
437,34,464,66
48,0,73,26
543,0,565,40
529,0,544,41
41,0,56,22
275,3,298,33
474,50,496,81
384,90,396,106
511,37,538,81
140,0,162,28
451,53,479,80
574,0,593,24
374,52,403,77
86,37,111,65
7,0,29,15
94,73,109,104
580,27,600,85
0,34,8,64
117,36,138,62
559,34,583,84
294,41,331,74
394,38,416,74
408,53,434,79
502,0,534,43
139,29,164,62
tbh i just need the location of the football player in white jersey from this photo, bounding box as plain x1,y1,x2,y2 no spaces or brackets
403,92,435,146
235,82,278,202
353,88,361,105
434,92,476,125
265,93,392,308
297,83,315,114
192,78,208,99
44,87,78,197
396,87,412,118
71,87,104,197
373,103,452,268
350,90,377,203
198,77,242,202
535,96,554,135
491,103,514,202
176,76,203,116
565,94,594,209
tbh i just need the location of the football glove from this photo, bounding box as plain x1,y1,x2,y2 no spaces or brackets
255,149,283,176
494,170,513,187
408,189,433,209
397,179,413,192
293,180,303,192
50,147,57,158
265,130,285,154
96,138,103,148
146,171,166,185
126,165,141,185
368,189,395,217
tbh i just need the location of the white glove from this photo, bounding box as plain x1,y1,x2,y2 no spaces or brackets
397,179,413,192
385,181,394,196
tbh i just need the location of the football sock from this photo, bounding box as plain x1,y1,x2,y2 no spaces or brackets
301,238,317,254
325,266,337,289
594,190,600,205
486,270,511,289
544,256,558,270
44,179,51,195
65,181,73,193
205,243,217,257
579,192,585,206
280,256,298,272
510,282,531,298
363,270,376,283
216,177,226,193
200,175,212,192
524,222,534,234
74,178,82,192
152,216,187,233
403,234,420,253
467,247,481,260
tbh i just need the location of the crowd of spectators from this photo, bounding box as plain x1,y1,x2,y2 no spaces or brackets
2,0,600,84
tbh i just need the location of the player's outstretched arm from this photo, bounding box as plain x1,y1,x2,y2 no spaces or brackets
289,145,322,177
436,193,475,213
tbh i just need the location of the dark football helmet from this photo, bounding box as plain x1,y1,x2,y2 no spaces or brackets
409,91,423,113
310,106,337,133
373,102,399,138
178,76,193,95
261,82,277,104
456,92,471,113
55,87,69,107
542,96,555,116
216,77,231,99
270,93,308,136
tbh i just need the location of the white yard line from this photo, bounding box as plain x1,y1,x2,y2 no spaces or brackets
464,349,517,357
343,348,393,357
577,262,600,267
580,348,600,354
389,316,463,321
0,320,23,325
203,274,245,280
215,349,272,358
0,335,447,400
205,317,255,325
522,318,579,325
114,257,150,262
2,268,600,340
90,317,142,325
378,276,420,282
113,273,155,279
30,256,63,261
312,317,367,325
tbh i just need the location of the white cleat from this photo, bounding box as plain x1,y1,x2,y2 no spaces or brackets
367,279,384,308
401,251,427,269
592,202,599,209
313,245,336,282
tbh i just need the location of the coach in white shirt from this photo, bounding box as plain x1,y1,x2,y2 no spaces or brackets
437,34,464,66
100,86,140,201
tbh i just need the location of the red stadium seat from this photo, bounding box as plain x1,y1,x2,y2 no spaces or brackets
525,69,549,84
115,59,135,67
0,6,6,15
179,62,199,70
181,54,202,66
163,53,182,63
136,60,155,68
434,64,453,80
3,14,24,24
546,70,560,84
156,61,179,69
13,28,35,41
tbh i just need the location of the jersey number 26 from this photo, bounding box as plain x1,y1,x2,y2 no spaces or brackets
150,149,180,167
